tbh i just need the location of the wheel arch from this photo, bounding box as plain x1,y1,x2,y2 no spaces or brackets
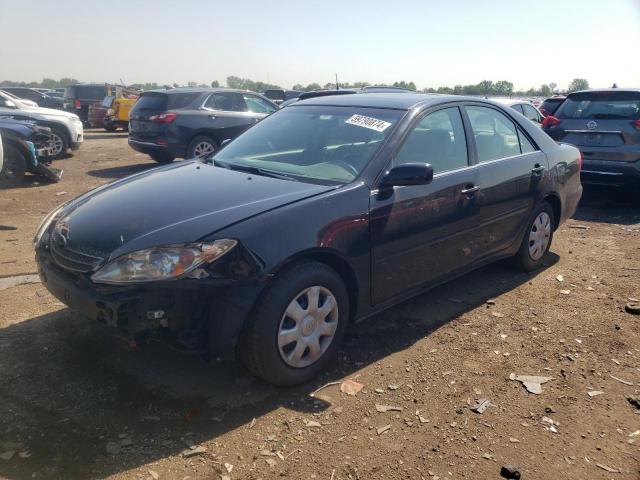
270,248,360,322
40,121,71,145
542,192,562,230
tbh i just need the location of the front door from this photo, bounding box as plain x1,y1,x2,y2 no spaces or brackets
370,106,481,305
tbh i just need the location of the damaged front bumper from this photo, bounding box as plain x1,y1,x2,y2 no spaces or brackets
36,249,266,358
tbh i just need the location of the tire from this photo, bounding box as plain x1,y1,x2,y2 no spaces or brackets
150,152,174,164
513,202,555,271
239,261,349,386
48,127,69,159
104,125,117,132
0,144,27,188
187,135,217,159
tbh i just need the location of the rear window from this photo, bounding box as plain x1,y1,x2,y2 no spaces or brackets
263,90,285,101
134,92,200,111
67,85,108,100
556,92,640,120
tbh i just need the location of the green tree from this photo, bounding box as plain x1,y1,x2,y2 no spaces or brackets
393,80,416,91
567,78,589,93
494,80,514,96
539,84,552,97
211,80,220,88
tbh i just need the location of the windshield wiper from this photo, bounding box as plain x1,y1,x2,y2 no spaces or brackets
212,159,299,182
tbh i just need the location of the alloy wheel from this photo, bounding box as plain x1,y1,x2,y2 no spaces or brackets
193,141,215,158
528,212,551,260
48,133,65,157
277,286,339,368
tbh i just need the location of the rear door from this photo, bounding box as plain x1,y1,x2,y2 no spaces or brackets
370,106,481,304
549,91,640,163
464,104,547,259
201,92,260,142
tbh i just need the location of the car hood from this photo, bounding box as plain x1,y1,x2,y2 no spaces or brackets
18,104,79,120
57,160,335,260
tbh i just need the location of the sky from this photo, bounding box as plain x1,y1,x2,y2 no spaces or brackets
1,0,639,91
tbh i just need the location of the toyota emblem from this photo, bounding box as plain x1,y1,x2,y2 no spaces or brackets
586,120,598,130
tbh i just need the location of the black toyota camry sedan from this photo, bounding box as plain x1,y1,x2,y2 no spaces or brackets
35,94,582,386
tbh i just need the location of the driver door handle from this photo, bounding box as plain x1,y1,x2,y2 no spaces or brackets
461,185,480,195
531,164,546,174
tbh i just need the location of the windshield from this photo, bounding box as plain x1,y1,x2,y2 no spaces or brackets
556,92,640,120
212,106,404,185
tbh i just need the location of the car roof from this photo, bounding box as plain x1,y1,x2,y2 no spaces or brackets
568,88,640,95
144,87,252,95
294,93,481,110
490,97,529,106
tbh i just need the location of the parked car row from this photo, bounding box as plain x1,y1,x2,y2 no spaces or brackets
0,89,83,158
35,93,583,385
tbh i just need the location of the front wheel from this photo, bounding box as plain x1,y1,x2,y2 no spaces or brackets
0,144,27,188
513,202,555,271
239,261,349,386
48,127,69,159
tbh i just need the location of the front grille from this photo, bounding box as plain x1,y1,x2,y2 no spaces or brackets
49,231,105,273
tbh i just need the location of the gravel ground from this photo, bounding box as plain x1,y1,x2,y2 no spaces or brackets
0,130,639,480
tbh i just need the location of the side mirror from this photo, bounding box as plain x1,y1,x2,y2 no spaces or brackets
220,138,231,148
380,163,433,188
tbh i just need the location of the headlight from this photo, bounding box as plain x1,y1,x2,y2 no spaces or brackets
90,239,237,284
33,202,69,247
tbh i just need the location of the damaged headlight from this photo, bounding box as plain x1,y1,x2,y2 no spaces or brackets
90,239,237,284
33,202,70,247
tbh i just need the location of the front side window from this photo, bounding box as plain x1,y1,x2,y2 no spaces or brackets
207,92,242,112
394,107,468,174
466,106,521,162
212,105,403,184
243,94,276,114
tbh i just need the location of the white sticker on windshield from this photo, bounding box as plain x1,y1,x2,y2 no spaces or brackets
345,114,392,132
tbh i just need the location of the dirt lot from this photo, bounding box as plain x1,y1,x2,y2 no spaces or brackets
1,130,639,480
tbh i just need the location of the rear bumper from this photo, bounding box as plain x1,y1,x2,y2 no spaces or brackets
581,159,640,186
128,138,181,158
36,249,261,357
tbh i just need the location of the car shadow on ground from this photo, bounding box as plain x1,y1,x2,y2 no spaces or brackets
86,163,158,179
0,254,557,480
83,133,128,141
573,185,640,225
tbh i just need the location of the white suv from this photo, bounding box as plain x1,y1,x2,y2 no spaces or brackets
0,90,83,159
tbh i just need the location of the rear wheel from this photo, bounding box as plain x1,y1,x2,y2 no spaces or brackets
513,202,555,271
187,135,217,159
48,127,69,159
239,261,349,386
150,152,174,164
0,144,27,188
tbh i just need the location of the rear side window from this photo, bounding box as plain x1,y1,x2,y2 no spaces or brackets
541,99,563,115
73,86,108,100
511,104,524,114
556,92,640,119
167,92,200,109
204,92,244,112
466,106,521,162
394,107,468,174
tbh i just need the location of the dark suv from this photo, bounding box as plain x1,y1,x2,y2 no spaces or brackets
63,84,109,123
543,89,640,187
128,88,278,163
